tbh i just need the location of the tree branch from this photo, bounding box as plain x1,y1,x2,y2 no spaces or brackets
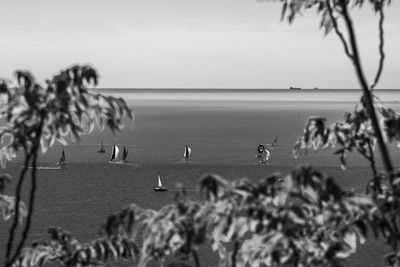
338,0,394,180
231,241,239,267
370,6,385,90
191,250,200,267
7,151,39,267
326,0,353,60
5,153,31,266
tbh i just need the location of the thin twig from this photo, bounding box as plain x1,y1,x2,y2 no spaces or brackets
191,250,200,267
370,6,385,90
339,0,394,181
8,151,39,266
366,139,382,197
5,153,31,266
231,241,240,267
326,0,353,60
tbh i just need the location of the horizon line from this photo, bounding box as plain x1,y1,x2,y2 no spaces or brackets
92,88,400,90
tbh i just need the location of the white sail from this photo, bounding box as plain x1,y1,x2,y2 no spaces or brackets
187,147,191,157
110,145,120,161
157,175,163,187
114,146,120,160
264,149,271,161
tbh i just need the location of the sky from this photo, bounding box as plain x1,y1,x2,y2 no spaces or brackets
0,0,399,89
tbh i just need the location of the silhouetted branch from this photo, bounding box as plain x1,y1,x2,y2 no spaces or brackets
370,7,385,90
326,0,353,60
231,241,239,267
8,151,39,267
338,0,394,180
5,153,32,266
191,250,200,267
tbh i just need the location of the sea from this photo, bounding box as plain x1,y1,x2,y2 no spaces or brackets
1,89,400,267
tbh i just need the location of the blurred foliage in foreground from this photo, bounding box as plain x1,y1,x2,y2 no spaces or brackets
2,0,400,266
0,65,133,267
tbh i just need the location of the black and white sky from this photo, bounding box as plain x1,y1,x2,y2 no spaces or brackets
0,0,399,88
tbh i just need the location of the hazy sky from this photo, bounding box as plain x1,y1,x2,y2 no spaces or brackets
0,0,399,88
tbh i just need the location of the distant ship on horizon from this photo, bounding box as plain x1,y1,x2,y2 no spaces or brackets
289,86,302,90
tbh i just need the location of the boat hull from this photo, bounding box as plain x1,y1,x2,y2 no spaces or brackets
153,187,168,192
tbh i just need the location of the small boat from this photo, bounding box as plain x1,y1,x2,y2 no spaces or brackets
122,146,128,162
98,140,106,153
57,149,67,168
153,173,168,191
256,145,271,163
271,136,278,147
109,145,119,162
289,86,301,90
183,145,191,161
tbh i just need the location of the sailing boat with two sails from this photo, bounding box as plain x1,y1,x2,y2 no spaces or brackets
109,145,129,163
109,145,120,163
153,173,168,191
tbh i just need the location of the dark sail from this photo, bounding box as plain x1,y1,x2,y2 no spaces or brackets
110,145,116,161
123,146,128,161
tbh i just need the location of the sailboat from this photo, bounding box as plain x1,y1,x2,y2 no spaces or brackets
260,149,271,163
122,146,128,162
153,173,168,191
97,140,106,153
256,144,271,163
271,136,278,147
183,145,191,161
57,149,67,168
109,145,120,162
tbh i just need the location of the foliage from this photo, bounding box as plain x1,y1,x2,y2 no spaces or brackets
0,64,133,166
13,167,377,267
278,0,391,35
0,173,27,222
14,227,140,267
292,96,400,266
0,65,133,267
3,0,399,266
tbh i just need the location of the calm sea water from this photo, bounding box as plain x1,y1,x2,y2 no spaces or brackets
1,89,399,266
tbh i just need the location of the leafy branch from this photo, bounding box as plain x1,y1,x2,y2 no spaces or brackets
0,65,133,267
